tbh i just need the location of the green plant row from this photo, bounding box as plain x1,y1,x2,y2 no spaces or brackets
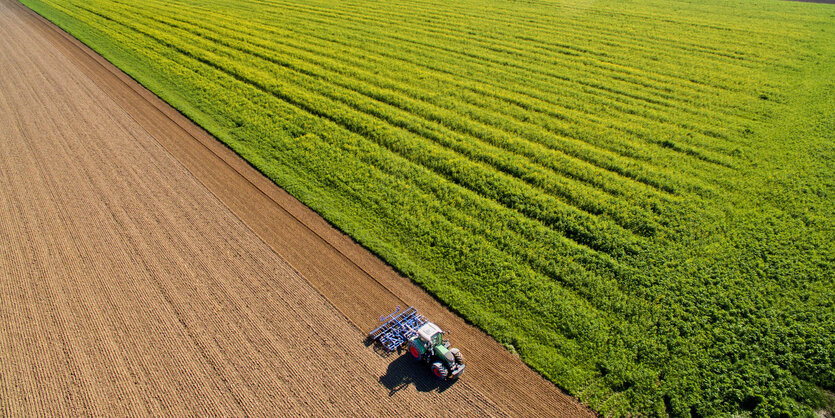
161,0,763,154
105,0,735,198
103,0,669,235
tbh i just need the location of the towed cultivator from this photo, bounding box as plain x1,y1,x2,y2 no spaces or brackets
369,306,465,380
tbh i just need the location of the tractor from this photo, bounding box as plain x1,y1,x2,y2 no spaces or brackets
369,306,466,380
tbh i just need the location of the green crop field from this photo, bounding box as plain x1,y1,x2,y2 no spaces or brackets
21,0,834,415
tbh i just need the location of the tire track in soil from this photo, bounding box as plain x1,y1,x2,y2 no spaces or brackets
2,0,594,416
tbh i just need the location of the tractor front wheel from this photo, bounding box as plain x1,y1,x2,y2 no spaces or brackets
452,349,464,365
431,362,449,380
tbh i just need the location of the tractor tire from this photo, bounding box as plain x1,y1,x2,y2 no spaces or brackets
431,361,449,380
409,344,422,360
452,349,465,365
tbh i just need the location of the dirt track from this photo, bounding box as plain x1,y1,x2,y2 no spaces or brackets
0,0,592,415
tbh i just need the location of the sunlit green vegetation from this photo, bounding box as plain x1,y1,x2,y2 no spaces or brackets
21,0,834,415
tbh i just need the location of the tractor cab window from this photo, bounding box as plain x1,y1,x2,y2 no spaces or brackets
431,331,444,346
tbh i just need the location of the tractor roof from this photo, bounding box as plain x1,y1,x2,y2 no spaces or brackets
417,322,443,342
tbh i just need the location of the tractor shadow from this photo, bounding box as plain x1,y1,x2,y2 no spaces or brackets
377,350,456,396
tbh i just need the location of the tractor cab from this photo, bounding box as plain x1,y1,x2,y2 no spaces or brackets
416,322,445,347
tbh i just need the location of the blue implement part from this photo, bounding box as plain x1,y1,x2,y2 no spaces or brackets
368,306,427,351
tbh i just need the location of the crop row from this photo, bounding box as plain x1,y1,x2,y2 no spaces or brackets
107,0,743,197
75,0,657,254
152,0,758,147
103,1,674,225
172,0,765,162
252,0,782,105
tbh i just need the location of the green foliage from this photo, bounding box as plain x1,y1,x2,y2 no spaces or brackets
21,0,834,415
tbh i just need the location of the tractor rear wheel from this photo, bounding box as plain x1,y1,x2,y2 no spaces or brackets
431,362,449,380
409,344,421,360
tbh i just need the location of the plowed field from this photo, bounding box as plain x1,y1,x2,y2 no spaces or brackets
0,0,591,415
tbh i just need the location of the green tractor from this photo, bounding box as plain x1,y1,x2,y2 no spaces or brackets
407,321,465,380
369,306,466,380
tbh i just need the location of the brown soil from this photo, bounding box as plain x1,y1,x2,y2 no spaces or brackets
0,0,592,415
